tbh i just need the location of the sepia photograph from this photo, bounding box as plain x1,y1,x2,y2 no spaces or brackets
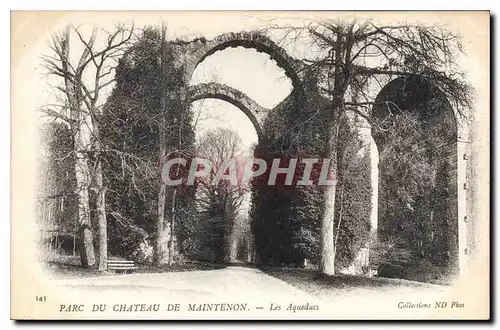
10,10,490,320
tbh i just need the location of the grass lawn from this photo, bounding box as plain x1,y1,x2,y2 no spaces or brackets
261,267,444,300
44,254,225,280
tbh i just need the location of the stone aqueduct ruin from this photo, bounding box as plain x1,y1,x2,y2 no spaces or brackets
165,31,475,277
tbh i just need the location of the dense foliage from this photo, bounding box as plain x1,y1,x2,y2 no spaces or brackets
373,76,458,278
333,119,372,270
37,123,79,254
101,28,197,262
251,84,372,269
193,128,247,263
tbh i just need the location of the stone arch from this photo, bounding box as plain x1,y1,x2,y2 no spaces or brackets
186,82,269,140
182,32,304,95
370,75,467,281
371,76,457,145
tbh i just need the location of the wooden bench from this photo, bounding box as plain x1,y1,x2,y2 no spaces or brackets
107,259,139,273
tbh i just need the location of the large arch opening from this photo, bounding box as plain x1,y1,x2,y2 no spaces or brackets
181,32,303,265
189,47,293,109
189,98,258,264
190,98,259,150
371,75,458,282
186,82,267,140
185,32,302,97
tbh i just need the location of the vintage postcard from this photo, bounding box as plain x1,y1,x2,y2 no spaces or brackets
11,11,490,320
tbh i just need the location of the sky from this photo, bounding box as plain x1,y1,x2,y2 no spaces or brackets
188,47,295,215
189,47,293,153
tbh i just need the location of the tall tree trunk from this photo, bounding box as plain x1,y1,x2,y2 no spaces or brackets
155,158,167,266
95,159,108,271
320,148,337,275
74,130,96,268
90,110,108,272
167,88,184,265
69,83,96,268
155,24,168,266
320,93,342,275
247,238,253,263
60,26,96,268
333,177,345,261
320,27,350,275
228,234,239,262
168,187,177,265
226,215,239,262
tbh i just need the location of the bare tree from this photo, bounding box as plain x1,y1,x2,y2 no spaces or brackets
269,20,474,275
154,25,169,267
196,128,248,263
41,23,134,269
155,23,187,266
